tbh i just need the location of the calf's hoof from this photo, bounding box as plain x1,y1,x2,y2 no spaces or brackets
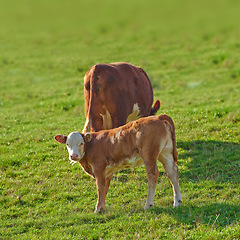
144,204,153,210
94,207,105,214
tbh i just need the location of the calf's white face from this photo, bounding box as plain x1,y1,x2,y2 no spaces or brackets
66,132,85,161
55,132,85,162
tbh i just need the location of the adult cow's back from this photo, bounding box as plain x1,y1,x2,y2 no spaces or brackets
82,62,160,133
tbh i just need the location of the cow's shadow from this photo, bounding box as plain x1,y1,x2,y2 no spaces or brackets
177,140,240,183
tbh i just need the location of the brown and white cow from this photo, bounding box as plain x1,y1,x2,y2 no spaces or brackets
55,114,182,213
82,62,160,133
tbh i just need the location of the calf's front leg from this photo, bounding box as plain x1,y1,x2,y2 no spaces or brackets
94,173,112,213
95,175,107,213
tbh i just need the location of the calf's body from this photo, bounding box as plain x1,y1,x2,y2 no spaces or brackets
55,114,182,212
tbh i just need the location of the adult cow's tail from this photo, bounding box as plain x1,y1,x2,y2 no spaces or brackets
159,114,178,163
82,64,101,133
150,100,161,115
82,117,91,133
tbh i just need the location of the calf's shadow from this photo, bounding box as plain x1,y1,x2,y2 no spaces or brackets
177,140,240,183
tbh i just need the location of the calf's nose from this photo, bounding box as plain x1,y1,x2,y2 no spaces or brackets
70,153,79,160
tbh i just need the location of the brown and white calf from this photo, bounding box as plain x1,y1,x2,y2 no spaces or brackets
82,62,160,133
55,114,182,213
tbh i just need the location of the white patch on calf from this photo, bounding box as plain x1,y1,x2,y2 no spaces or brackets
96,132,105,140
109,129,125,145
66,132,85,163
126,155,143,168
109,134,115,145
136,131,142,145
105,154,143,177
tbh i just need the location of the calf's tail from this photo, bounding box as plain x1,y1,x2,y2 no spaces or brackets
159,114,178,163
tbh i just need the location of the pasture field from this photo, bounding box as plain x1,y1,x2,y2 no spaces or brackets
0,0,240,239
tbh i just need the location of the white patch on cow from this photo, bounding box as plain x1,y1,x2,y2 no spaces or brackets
127,103,140,123
66,132,85,164
105,154,143,177
100,108,113,130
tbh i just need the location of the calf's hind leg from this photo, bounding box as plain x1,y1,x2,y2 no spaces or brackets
159,150,182,207
142,155,159,209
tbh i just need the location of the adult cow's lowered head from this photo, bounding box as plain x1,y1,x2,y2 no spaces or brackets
82,62,160,133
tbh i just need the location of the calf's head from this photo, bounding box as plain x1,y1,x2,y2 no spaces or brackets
54,132,92,162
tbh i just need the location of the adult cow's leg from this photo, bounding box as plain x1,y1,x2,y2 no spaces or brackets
159,150,182,207
82,114,104,133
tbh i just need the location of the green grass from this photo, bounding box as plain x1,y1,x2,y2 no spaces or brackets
1,0,240,239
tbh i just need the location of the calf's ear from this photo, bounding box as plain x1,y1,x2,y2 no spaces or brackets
54,134,67,144
84,133,93,142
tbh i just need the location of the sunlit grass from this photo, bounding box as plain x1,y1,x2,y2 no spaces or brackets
0,0,240,239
